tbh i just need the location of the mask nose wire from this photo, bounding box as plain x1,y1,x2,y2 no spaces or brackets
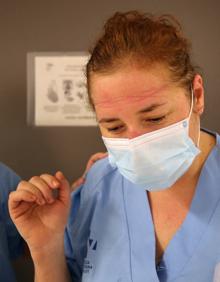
189,85,200,148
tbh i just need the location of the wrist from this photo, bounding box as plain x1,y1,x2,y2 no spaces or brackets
30,234,65,263
32,239,70,282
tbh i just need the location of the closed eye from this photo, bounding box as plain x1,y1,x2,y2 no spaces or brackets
106,125,124,132
145,116,166,123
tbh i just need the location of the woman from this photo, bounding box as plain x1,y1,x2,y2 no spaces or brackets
9,11,220,282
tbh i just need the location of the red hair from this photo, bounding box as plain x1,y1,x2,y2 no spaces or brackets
86,11,198,105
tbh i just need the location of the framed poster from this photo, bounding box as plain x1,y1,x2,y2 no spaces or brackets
27,52,97,126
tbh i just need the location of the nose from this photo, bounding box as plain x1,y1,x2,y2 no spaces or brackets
127,129,143,139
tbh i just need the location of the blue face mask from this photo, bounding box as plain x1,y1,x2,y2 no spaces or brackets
102,95,200,191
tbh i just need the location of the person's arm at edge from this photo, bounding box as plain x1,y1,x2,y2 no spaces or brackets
32,171,72,282
32,238,71,282
9,171,72,282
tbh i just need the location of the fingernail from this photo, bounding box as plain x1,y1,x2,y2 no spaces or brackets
52,180,59,187
58,171,64,180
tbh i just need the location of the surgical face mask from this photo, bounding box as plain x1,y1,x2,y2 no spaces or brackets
102,92,200,191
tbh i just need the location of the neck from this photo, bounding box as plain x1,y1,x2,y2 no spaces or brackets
148,130,216,200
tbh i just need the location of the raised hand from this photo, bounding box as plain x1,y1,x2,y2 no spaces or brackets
8,171,71,253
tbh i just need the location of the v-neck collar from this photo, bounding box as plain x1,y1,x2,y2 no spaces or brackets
158,135,220,280
123,131,220,282
123,177,159,282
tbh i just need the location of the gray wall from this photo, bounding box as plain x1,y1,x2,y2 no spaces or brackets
0,0,219,281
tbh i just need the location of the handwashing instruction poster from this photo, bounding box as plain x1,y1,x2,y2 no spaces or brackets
34,54,96,126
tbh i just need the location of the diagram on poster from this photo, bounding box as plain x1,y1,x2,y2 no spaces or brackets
34,54,96,126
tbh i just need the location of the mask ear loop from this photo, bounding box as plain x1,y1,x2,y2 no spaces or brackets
190,85,201,148
188,85,194,117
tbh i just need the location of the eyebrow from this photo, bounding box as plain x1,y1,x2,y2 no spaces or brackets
98,102,167,124
99,118,119,124
138,102,167,114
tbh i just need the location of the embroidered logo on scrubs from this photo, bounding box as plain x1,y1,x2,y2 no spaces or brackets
88,238,98,251
83,259,93,274
83,238,97,274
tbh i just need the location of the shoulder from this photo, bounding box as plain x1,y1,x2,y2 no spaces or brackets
201,129,220,161
76,156,123,203
0,162,21,187
200,130,220,182
0,162,21,199
0,161,19,173
83,157,117,190
0,163,24,259
216,132,220,150
210,131,220,162
65,157,123,273
68,157,121,224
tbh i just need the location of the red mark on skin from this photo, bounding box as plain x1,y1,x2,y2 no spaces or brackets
94,85,168,108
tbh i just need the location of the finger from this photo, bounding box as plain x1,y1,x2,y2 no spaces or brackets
17,181,46,206
39,174,60,189
54,171,70,204
29,176,55,204
94,152,108,159
85,152,108,171
71,177,85,191
9,190,36,211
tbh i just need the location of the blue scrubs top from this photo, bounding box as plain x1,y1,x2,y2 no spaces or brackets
65,131,220,282
0,163,24,282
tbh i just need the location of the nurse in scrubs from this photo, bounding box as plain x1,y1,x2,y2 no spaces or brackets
9,11,220,282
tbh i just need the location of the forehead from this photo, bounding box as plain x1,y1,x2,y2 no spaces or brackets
90,64,178,115
91,64,172,102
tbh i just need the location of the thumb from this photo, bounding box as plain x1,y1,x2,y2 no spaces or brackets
54,171,71,205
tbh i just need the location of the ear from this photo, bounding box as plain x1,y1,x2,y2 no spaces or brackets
192,74,204,116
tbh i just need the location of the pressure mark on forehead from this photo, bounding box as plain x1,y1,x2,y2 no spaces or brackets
93,85,169,108
94,95,156,108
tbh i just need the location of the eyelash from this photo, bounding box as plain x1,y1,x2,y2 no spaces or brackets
107,125,124,132
107,116,166,132
145,116,166,123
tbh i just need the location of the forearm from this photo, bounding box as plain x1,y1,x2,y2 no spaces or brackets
30,239,71,282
